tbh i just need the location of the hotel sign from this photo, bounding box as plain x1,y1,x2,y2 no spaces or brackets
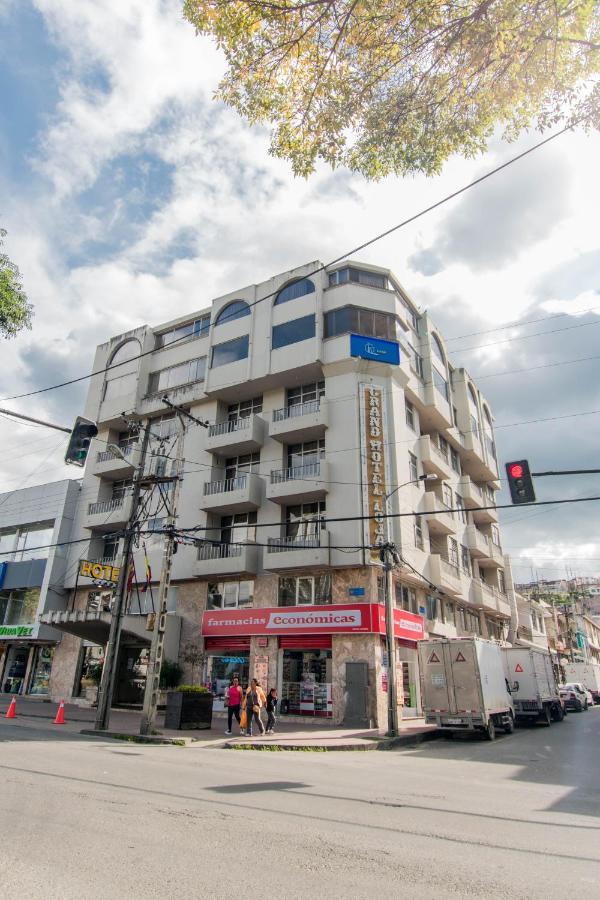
359,383,391,563
79,559,120,583
350,334,400,365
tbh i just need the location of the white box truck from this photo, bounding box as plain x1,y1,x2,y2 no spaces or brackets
418,638,514,740
563,662,600,704
502,646,564,725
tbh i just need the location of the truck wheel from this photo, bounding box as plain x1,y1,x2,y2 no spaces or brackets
541,705,552,727
552,703,565,722
485,719,496,741
504,712,514,735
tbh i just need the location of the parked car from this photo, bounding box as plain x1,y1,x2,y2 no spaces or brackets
560,683,590,711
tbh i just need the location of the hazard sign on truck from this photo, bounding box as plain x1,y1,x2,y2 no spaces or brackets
501,646,564,725
418,637,514,741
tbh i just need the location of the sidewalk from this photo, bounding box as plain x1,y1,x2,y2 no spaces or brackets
0,695,438,750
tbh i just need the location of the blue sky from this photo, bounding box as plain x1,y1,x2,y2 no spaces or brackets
1,0,600,578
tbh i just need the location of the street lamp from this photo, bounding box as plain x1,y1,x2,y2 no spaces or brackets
381,472,438,736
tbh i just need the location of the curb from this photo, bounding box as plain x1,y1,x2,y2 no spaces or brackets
79,729,189,746
224,729,441,752
376,729,441,750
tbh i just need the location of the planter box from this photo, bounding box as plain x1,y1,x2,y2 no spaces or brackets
165,691,213,730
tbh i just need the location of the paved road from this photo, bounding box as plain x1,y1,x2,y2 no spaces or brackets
1,708,599,899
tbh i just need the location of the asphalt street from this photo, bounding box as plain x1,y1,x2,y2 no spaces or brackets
1,708,599,899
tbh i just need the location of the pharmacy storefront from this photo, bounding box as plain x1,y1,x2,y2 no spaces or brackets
201,603,425,725
0,623,58,696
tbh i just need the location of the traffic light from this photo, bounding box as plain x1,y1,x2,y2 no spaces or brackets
505,459,536,505
65,417,98,467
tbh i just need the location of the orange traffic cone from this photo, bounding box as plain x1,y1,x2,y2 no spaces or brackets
5,697,16,719
54,699,66,725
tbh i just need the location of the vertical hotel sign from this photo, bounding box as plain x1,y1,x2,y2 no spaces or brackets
359,384,391,563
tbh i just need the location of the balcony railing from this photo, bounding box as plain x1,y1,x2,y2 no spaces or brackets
267,534,321,553
440,558,460,579
197,542,243,561
96,445,134,463
208,418,251,438
431,442,449,464
272,400,321,422
203,475,248,496
88,498,125,515
270,462,321,483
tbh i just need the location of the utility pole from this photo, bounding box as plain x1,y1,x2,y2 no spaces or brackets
380,541,400,737
139,406,189,735
95,421,151,731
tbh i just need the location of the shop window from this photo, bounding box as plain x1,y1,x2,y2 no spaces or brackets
28,646,54,695
275,278,315,305
2,646,30,694
211,335,249,368
323,305,398,341
278,574,332,606
148,357,206,393
206,654,250,708
75,645,104,698
426,594,438,621
0,588,40,626
215,300,250,326
280,649,332,718
328,267,388,289
405,399,415,430
207,581,254,609
272,314,316,350
408,452,418,483
155,315,210,349
228,396,263,421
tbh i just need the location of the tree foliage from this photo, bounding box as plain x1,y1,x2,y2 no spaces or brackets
183,0,600,178
0,228,33,338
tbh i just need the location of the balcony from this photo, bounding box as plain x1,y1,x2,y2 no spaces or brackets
269,399,329,443
265,532,330,570
266,461,329,504
93,445,137,479
85,496,132,532
427,554,464,598
460,431,499,482
205,415,266,455
470,580,510,616
422,492,456,535
418,435,452,480
459,476,497,524
194,542,259,578
200,473,263,513
465,524,489,558
477,538,504,569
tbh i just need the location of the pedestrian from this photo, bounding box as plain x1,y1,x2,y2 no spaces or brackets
224,675,244,735
245,678,266,736
265,687,278,734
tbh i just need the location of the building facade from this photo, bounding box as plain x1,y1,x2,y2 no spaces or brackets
47,259,510,726
0,480,80,696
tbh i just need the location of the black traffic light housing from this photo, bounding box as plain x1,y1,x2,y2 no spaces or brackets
65,417,98,467
505,459,536,505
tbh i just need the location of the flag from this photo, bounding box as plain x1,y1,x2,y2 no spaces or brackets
140,546,152,593
126,560,135,595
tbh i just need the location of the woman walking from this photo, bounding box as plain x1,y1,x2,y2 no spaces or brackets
224,675,243,735
265,687,278,734
245,678,266,737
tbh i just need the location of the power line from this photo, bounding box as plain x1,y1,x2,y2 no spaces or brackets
0,118,587,405
442,304,600,344
448,317,600,356
473,352,600,381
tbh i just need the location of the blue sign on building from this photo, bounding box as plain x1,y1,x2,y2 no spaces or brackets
348,587,365,597
350,334,400,365
0,562,6,589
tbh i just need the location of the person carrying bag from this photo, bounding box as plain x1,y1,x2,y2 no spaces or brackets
245,678,266,737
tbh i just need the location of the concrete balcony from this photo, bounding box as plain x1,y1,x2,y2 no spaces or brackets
269,399,329,443
200,473,263,513
40,608,181,653
427,554,463,598
93,445,137,479
265,532,330,570
465,524,489,558
205,415,266,456
422,492,456,535
85,496,132,532
418,435,452,480
470,580,509,615
459,476,483,509
459,431,499,482
194,542,259,578
266,461,329,504
477,538,504,569
458,475,498,524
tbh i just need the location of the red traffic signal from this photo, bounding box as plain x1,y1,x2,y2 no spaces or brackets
505,459,535,505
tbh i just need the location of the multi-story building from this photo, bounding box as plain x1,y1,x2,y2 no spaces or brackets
46,259,510,726
0,480,80,696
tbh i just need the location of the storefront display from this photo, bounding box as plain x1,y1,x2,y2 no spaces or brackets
29,646,54,695
280,648,333,718
2,646,29,694
204,637,250,711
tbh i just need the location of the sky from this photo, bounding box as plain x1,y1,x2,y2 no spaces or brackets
1,0,600,584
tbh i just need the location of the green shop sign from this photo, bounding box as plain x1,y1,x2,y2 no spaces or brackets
0,625,35,638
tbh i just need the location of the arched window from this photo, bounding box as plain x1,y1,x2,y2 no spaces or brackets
468,383,478,408
431,333,445,366
215,300,250,326
104,339,141,401
483,405,493,429
274,278,315,305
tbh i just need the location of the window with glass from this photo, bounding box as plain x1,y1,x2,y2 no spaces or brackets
328,267,388,289
285,501,326,538
224,452,260,480
287,381,325,408
470,413,481,442
414,516,424,550
102,536,120,561
460,544,471,575
431,334,445,365
117,430,138,451
275,278,315,305
220,512,257,544
455,493,467,523
272,314,316,350
438,434,449,460
103,339,141,401
215,300,250,326
432,366,449,401
407,343,424,378
207,581,254,609
450,446,461,473
149,414,177,440
452,405,459,428
278,574,332,606
377,576,385,603
0,530,16,559
211,335,249,368
442,484,453,509
396,584,417,614
287,439,325,470
323,305,398,341
448,538,459,568
405,400,415,430
112,479,132,501
491,524,501,547
0,588,40,626
498,570,506,594
148,357,206,393
228,396,263,421
13,525,54,561
425,594,438,621
408,452,418,483
155,315,210,349
443,600,455,626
